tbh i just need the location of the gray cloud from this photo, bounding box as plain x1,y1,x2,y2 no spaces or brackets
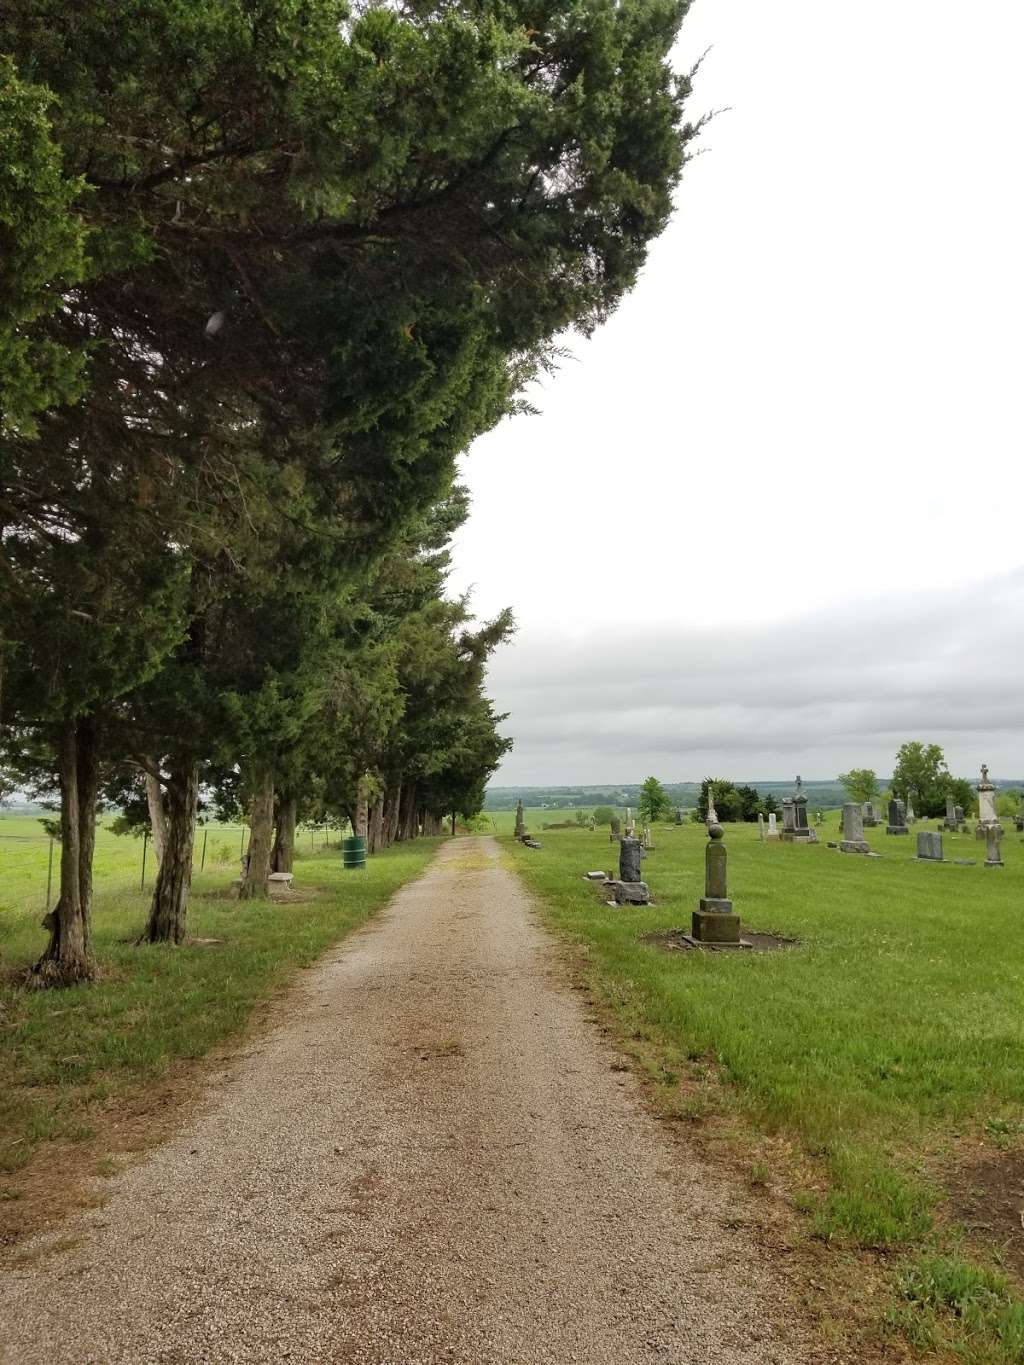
486,568,1024,784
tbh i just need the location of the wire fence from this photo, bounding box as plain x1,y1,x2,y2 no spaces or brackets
0,821,342,921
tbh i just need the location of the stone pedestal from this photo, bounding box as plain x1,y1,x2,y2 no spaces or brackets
691,824,741,944
514,800,525,839
839,802,871,854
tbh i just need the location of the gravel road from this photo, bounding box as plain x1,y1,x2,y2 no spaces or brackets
0,837,818,1364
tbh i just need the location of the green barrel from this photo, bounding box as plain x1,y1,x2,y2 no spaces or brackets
342,835,367,871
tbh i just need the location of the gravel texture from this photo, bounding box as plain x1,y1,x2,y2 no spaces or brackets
0,837,818,1363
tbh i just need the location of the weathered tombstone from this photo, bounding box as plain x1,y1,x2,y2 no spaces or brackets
674,808,683,826
609,816,622,843
815,808,824,825
641,824,652,850
984,823,1004,869
706,789,719,825
839,802,871,854
692,823,741,944
757,812,765,841
976,765,998,840
514,799,525,839
954,804,965,828
781,798,796,836
607,835,650,904
905,794,916,825
943,794,957,830
862,801,879,828
766,811,780,841
886,798,909,836
619,836,642,882
916,831,944,861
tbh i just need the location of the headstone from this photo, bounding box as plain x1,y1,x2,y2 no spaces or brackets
954,805,965,827
674,808,683,825
514,799,525,839
905,794,916,825
815,809,824,826
916,831,944,861
624,807,635,837
944,794,956,828
862,801,879,827
984,824,1004,868
692,823,741,944
886,798,909,836
610,816,622,842
641,824,652,850
607,880,651,905
781,776,818,843
976,764,999,832
757,813,765,842
619,837,642,883
706,789,719,825
766,812,780,841
839,802,870,854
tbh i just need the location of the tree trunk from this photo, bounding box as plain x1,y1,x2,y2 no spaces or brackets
239,765,274,900
354,777,369,841
35,717,98,985
367,798,384,854
383,784,401,848
271,796,297,873
398,781,418,841
144,765,167,865
143,760,198,943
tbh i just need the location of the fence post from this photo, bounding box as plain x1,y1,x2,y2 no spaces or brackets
141,829,149,890
45,837,55,910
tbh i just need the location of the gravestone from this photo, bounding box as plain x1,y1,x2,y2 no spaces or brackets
781,776,818,843
674,808,683,825
886,798,909,836
692,823,741,944
606,836,651,904
619,837,642,883
984,824,1004,869
916,831,944,861
766,812,780,841
757,813,765,842
514,800,525,839
609,816,622,843
905,794,916,825
624,807,636,837
706,789,719,825
839,802,871,854
976,765,998,840
862,801,879,828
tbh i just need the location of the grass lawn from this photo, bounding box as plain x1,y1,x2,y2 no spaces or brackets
0,824,439,1237
507,815,1024,1362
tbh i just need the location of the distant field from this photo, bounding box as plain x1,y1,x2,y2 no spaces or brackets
508,816,1024,1362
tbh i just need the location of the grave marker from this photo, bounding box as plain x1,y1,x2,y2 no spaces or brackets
692,823,741,944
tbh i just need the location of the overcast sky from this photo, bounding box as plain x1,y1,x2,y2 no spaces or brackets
447,0,1024,786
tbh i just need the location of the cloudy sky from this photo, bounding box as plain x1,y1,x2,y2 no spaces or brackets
448,0,1024,786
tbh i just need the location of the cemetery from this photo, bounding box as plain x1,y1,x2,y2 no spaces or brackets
504,794,1024,1361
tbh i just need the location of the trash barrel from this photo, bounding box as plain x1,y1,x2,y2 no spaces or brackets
342,835,367,871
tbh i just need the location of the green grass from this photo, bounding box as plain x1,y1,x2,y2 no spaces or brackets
0,828,439,1179
506,815,1024,1359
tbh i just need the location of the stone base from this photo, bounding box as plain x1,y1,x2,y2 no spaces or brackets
692,907,741,944
781,830,818,844
839,840,871,854
985,860,1004,869
886,826,909,836
606,880,651,905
